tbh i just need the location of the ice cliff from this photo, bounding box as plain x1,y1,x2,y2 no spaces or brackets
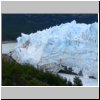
10,20,98,78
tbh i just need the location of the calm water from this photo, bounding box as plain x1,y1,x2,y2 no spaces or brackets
2,14,98,41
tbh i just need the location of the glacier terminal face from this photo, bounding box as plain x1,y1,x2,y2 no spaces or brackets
10,20,98,78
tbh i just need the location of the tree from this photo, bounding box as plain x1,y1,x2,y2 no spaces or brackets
67,80,73,86
78,70,83,76
68,67,73,73
73,76,83,86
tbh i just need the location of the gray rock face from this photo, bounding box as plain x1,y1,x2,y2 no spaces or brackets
2,54,16,64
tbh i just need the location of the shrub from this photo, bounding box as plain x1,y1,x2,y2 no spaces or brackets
67,80,73,86
2,58,67,86
78,70,83,76
73,76,83,86
2,57,82,86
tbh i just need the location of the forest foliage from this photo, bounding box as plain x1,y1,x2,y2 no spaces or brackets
2,57,83,86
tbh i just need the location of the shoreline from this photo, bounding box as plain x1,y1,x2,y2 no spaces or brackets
2,40,16,44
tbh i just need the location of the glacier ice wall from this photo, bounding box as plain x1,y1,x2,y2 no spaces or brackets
11,20,98,78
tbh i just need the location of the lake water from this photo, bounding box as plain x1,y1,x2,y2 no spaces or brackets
2,43,17,54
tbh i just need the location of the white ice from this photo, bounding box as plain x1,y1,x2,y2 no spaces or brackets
10,20,98,80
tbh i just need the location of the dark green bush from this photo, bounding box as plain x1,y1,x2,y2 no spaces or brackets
67,80,73,86
73,76,83,86
2,59,68,86
78,70,83,76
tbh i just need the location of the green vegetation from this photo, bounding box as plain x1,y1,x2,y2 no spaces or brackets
2,57,83,86
73,76,83,86
67,80,73,86
78,70,83,76
2,59,68,86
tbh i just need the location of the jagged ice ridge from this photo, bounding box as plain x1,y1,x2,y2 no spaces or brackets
10,20,98,78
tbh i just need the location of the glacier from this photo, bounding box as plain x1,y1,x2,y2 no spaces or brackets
10,20,98,79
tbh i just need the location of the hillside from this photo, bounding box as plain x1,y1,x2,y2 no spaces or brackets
2,54,68,86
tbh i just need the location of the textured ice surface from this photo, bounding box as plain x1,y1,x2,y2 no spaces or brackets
11,20,98,78
59,73,98,86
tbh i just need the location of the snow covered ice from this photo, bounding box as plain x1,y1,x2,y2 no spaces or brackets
10,20,98,80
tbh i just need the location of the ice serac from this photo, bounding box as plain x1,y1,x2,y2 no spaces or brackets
11,20,98,78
